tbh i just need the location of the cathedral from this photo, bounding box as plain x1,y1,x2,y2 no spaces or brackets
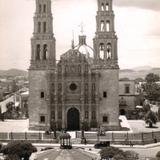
28,0,120,131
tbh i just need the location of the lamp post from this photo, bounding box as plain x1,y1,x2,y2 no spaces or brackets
97,125,100,143
81,119,87,144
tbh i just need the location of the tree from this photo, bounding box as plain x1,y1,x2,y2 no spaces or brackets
0,107,4,121
145,73,160,83
119,78,130,81
1,140,37,160
113,154,126,160
134,78,144,84
100,147,139,160
145,110,158,128
158,107,160,121
100,146,123,159
3,102,20,119
142,73,160,101
143,103,151,113
156,151,160,160
124,151,139,160
0,143,2,151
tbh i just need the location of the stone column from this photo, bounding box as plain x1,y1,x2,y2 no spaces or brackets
54,71,58,127
88,70,92,128
80,65,84,129
95,70,100,126
62,63,65,129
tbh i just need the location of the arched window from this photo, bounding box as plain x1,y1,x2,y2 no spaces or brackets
84,96,88,104
58,111,62,119
65,65,68,74
58,66,62,74
85,65,88,73
78,65,81,75
36,44,40,60
43,4,46,13
38,22,41,33
39,4,42,13
99,43,104,59
92,111,96,120
92,83,96,91
51,111,55,120
85,83,88,91
43,22,47,33
106,3,109,11
101,3,105,11
85,111,89,119
103,116,108,122
43,44,48,60
58,83,62,92
106,21,110,32
100,21,105,31
107,43,112,59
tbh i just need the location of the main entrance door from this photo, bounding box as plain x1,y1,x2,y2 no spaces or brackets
67,108,80,131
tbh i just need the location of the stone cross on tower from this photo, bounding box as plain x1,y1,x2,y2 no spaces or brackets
79,22,85,35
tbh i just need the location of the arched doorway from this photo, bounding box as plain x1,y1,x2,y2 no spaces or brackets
67,108,80,131
120,109,126,115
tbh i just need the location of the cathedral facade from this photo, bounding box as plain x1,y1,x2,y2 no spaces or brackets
28,0,120,131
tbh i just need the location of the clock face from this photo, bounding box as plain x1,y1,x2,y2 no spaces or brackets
69,83,77,91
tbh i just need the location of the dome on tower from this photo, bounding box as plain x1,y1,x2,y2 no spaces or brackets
74,35,94,59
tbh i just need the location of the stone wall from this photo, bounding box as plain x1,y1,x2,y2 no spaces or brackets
98,69,119,129
28,70,50,130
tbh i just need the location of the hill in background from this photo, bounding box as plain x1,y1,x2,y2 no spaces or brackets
120,66,160,80
0,69,28,77
0,66,160,80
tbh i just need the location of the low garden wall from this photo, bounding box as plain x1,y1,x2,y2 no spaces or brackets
76,131,160,145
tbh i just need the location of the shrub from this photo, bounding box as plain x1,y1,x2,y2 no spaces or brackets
100,146,124,159
145,110,158,128
125,151,139,160
1,140,37,160
156,151,160,157
100,147,139,160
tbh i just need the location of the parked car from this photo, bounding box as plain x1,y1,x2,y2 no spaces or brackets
94,141,110,149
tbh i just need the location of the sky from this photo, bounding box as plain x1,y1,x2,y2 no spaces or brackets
0,0,160,70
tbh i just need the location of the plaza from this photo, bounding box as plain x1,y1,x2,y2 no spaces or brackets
0,119,160,159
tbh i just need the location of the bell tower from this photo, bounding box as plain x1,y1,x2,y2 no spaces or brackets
30,0,56,69
93,0,120,130
93,0,118,69
28,0,56,130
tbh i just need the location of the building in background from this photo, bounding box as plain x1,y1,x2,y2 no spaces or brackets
119,80,143,116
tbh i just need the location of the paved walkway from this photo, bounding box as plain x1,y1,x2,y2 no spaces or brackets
35,149,96,160
36,149,61,160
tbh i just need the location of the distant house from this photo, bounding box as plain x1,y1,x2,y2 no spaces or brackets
0,79,18,99
19,90,29,118
14,88,29,118
119,80,142,115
